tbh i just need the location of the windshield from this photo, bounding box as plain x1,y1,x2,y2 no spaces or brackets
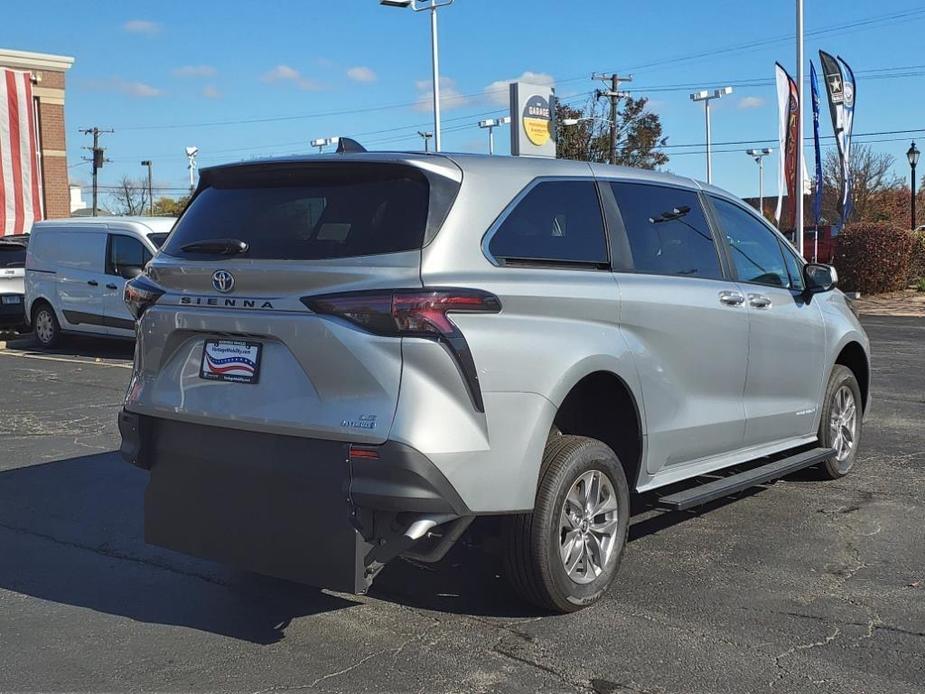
161,164,430,261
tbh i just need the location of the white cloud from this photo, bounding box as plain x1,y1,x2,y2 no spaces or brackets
347,66,377,83
414,76,468,112
483,71,555,105
261,64,322,91
201,84,221,99
738,96,766,110
173,65,216,78
123,19,161,35
85,77,163,97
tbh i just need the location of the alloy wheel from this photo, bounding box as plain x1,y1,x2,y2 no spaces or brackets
829,385,857,464
559,469,620,584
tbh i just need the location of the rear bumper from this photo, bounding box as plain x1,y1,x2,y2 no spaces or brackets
0,296,25,328
118,410,470,592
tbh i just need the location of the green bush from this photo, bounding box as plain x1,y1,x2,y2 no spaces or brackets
909,230,925,283
834,223,914,294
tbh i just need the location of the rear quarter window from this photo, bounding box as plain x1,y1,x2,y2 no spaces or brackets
162,164,431,260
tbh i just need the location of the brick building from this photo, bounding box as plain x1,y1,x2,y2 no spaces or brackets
0,48,74,228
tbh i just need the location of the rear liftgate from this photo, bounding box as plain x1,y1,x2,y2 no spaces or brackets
124,414,470,593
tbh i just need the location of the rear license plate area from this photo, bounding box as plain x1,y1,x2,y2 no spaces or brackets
200,339,261,384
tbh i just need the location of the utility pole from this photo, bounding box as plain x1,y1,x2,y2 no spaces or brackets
80,127,113,216
141,160,153,215
592,72,632,165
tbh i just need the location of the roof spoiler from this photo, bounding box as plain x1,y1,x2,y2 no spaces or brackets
336,137,367,154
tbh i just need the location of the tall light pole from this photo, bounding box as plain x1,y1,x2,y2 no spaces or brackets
908,141,920,230
795,0,805,256
311,137,339,153
746,148,772,216
417,131,433,152
185,146,198,193
140,160,153,215
478,116,511,155
690,87,732,184
381,0,454,152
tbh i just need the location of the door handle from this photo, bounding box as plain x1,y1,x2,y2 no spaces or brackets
718,290,745,306
106,283,118,290
748,293,772,309
87,280,98,286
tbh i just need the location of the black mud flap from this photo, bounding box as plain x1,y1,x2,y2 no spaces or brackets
143,418,372,593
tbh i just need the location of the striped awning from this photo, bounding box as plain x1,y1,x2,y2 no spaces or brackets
0,68,43,235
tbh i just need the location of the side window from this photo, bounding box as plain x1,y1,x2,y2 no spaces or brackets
107,235,151,279
779,239,805,291
488,180,608,266
710,196,790,288
609,182,723,280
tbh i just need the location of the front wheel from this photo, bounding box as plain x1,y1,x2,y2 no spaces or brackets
817,364,863,479
504,435,630,613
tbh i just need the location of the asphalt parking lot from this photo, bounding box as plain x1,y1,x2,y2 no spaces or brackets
0,316,922,694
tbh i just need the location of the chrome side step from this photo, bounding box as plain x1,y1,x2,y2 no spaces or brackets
658,447,835,511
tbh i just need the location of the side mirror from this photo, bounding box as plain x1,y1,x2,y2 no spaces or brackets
121,265,144,280
803,263,838,293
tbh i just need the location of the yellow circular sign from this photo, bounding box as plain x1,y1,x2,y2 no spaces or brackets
522,95,552,147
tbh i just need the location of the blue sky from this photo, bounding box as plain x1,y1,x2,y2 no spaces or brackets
4,0,925,202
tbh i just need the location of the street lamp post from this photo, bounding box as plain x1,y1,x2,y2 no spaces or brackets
381,0,454,152
478,116,511,156
908,141,920,231
184,147,198,193
417,131,433,152
690,87,733,184
746,148,773,216
140,160,153,215
311,137,340,154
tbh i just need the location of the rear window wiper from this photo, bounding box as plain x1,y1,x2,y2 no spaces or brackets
180,238,249,255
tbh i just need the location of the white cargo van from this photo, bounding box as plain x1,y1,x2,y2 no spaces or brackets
25,217,175,346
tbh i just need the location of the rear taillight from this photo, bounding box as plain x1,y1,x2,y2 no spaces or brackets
124,275,165,320
303,289,501,412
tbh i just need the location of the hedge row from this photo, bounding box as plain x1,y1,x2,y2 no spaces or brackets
909,230,925,284
833,223,914,294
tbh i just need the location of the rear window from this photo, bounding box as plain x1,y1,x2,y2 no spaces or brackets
162,164,431,260
0,240,28,268
147,232,169,248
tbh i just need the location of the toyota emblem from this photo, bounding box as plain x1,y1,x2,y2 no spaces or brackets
212,270,235,293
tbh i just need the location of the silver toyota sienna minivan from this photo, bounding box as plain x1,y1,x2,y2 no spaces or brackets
119,150,869,612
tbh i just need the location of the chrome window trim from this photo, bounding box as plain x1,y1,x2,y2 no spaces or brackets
480,176,609,269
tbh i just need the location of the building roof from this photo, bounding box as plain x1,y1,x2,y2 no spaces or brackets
0,48,74,72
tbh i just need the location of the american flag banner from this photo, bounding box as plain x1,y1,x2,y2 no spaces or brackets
0,69,43,236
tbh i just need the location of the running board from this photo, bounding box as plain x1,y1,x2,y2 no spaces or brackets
658,447,835,511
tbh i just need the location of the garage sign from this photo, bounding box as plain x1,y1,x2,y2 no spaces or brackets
510,82,556,158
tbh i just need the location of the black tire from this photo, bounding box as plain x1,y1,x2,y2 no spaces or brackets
504,435,630,613
817,364,863,479
32,302,61,349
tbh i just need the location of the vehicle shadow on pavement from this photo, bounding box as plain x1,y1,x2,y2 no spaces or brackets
0,451,356,644
2,334,135,361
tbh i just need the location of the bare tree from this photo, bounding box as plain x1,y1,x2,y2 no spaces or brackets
822,144,902,224
556,96,669,169
109,176,149,216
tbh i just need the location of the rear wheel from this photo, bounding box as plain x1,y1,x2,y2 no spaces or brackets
817,365,862,479
504,435,629,613
32,303,61,349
